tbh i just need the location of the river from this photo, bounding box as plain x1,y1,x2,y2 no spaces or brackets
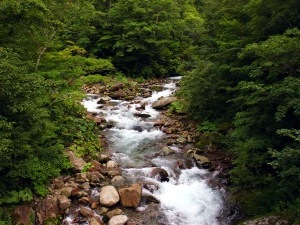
81,77,228,225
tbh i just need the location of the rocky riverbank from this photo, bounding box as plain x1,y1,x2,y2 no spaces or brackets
11,78,288,225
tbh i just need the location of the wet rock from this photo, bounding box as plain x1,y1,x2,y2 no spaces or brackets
151,168,169,182
242,216,289,225
107,160,118,168
152,97,177,109
13,203,33,225
89,217,105,225
106,208,123,218
100,186,120,207
193,154,211,169
132,125,143,132
67,151,87,172
111,176,125,187
142,190,160,204
119,183,142,208
57,196,71,211
159,146,175,156
61,187,73,198
133,113,151,118
98,96,112,104
80,207,94,218
108,215,129,225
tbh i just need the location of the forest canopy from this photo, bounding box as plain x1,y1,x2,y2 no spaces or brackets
0,0,299,224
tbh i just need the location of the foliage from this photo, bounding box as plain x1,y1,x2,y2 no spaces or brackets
179,0,300,222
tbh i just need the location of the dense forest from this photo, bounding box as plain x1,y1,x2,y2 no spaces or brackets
0,0,299,224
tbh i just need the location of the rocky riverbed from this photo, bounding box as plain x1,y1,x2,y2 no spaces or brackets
13,78,240,225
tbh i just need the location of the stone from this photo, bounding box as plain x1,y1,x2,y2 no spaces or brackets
89,217,105,225
61,187,73,198
159,146,175,156
193,154,211,169
100,186,120,207
152,97,177,109
142,190,160,204
80,207,94,218
67,151,87,171
133,113,151,118
107,160,118,168
108,215,129,225
98,96,112,104
57,196,71,211
106,209,123,219
119,183,142,208
111,176,125,187
151,168,169,182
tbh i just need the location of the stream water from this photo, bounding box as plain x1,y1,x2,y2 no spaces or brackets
81,77,227,225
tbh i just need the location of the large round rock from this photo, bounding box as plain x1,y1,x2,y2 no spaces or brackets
100,186,120,207
108,215,128,225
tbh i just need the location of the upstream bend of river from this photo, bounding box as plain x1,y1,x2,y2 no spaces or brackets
82,77,230,225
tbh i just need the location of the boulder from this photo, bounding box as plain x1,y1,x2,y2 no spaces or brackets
100,186,120,207
142,190,160,204
119,183,142,208
57,196,71,211
67,151,87,171
80,207,94,218
151,168,169,182
159,146,175,156
193,154,211,169
152,97,177,109
133,113,151,118
97,96,112,104
107,160,118,168
108,215,129,225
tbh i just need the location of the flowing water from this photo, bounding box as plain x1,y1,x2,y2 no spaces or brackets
81,77,227,225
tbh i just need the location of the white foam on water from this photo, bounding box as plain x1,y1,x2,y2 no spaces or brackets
144,88,174,104
109,128,164,153
82,96,101,113
154,167,223,225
